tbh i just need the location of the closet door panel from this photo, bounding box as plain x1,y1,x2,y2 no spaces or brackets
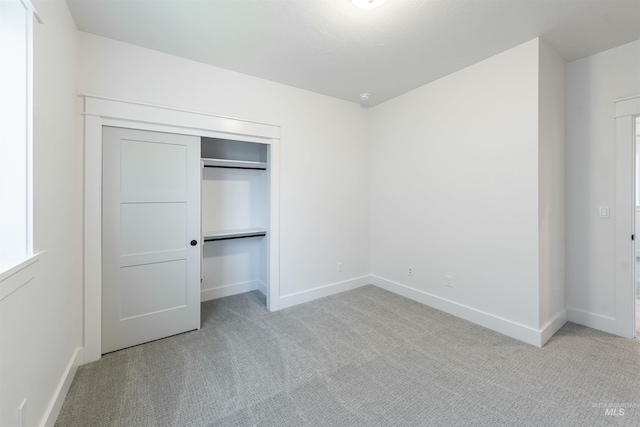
102,126,200,354
120,138,187,193
120,260,187,319
120,202,187,255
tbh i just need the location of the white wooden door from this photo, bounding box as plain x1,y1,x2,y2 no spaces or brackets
102,127,201,353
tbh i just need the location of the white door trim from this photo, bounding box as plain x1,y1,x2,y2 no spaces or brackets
81,94,281,363
614,95,640,338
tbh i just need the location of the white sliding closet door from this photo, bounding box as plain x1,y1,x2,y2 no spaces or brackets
102,127,201,353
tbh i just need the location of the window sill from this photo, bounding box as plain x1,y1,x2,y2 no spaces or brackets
0,252,44,301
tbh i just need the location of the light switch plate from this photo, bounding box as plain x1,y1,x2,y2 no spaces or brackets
599,206,610,219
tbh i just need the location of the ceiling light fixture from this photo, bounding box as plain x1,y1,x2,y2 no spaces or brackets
351,0,386,10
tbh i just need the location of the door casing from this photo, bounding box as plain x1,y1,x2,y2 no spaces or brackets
614,95,640,338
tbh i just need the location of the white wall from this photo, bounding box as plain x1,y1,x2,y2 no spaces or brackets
370,40,542,339
0,1,81,426
538,40,566,331
565,40,640,331
77,32,372,301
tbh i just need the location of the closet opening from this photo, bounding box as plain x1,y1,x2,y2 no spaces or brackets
613,96,639,340
634,116,640,338
82,94,281,361
200,137,271,308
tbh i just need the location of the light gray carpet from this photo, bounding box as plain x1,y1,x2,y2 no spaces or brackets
55,285,640,426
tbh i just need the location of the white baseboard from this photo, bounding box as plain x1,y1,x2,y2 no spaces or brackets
41,347,84,427
257,280,268,297
371,275,545,347
539,310,567,346
278,275,370,310
201,280,260,302
566,307,617,335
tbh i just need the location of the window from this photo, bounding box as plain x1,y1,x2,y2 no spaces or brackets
0,0,37,273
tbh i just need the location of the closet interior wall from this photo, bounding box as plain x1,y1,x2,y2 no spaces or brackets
200,137,269,301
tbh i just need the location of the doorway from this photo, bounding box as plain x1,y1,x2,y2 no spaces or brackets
614,95,640,339
634,115,640,337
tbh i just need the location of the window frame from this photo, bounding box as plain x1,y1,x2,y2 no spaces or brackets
0,0,38,278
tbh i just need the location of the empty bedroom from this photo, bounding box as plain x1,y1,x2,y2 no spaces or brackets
1,0,639,426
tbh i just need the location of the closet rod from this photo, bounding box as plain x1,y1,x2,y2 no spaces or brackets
204,233,266,243
203,165,267,170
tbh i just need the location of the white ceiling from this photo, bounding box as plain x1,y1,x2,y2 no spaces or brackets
66,0,640,106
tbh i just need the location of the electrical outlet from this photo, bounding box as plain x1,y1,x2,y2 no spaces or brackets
599,206,610,219
337,262,343,272
408,265,414,276
18,399,27,427
446,275,453,288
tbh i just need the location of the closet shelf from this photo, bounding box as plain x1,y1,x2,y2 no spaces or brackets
203,228,267,242
202,158,267,170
